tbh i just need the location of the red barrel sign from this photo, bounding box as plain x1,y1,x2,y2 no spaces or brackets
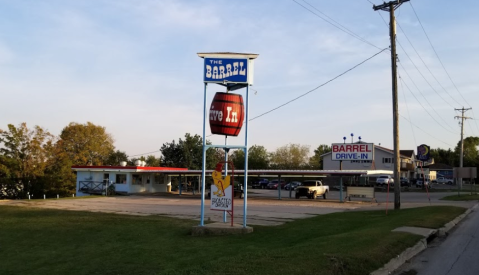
209,92,244,136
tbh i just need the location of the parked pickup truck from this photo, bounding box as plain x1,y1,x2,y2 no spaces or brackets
251,178,269,189
295,180,329,199
432,177,453,185
376,176,393,186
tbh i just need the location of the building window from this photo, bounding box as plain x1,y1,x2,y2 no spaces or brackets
382,158,394,163
115,174,127,184
132,174,143,185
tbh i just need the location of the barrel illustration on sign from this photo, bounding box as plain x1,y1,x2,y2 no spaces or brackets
209,92,244,136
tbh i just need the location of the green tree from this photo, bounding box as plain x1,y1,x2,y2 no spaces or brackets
309,144,332,169
0,123,54,178
270,144,310,169
59,122,115,165
430,148,456,166
455,136,479,168
160,133,219,169
105,150,129,166
145,155,161,167
231,145,270,170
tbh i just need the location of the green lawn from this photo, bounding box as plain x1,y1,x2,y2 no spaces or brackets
0,205,465,275
441,193,479,201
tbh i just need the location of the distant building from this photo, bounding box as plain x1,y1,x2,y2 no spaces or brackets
321,143,417,179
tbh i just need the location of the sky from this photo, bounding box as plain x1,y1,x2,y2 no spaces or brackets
1,0,478,160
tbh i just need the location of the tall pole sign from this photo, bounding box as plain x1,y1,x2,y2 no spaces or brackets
197,52,258,228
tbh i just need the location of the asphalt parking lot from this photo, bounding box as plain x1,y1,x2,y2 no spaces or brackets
1,187,476,226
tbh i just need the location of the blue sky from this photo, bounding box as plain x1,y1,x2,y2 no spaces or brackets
1,0,478,159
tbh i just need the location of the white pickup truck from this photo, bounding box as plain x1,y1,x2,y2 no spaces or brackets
432,177,453,185
295,180,329,199
376,175,394,186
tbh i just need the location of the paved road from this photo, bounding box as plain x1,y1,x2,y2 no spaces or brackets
0,189,475,226
393,204,479,275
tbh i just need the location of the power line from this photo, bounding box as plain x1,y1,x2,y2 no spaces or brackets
396,22,460,107
398,74,456,135
398,62,456,133
408,2,479,134
293,0,383,50
249,48,388,121
399,114,454,147
129,150,160,158
399,74,417,146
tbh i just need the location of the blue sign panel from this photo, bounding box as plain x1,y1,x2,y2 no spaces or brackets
417,144,430,161
204,58,248,83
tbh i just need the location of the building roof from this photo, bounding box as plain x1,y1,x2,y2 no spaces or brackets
197,52,259,59
71,166,392,176
71,166,188,173
427,163,454,170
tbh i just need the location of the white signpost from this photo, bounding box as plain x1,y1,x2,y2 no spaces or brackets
210,183,233,211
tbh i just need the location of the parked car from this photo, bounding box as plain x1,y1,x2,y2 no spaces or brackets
267,180,286,189
376,176,393,186
284,181,301,190
432,177,453,185
416,178,431,188
251,178,269,189
400,177,411,187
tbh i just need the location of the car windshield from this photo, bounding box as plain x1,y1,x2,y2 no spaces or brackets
302,181,317,186
379,176,388,179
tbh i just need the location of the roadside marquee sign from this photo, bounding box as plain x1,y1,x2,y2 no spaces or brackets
331,143,374,161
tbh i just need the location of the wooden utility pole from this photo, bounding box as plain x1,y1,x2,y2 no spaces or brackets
455,107,472,189
373,0,409,210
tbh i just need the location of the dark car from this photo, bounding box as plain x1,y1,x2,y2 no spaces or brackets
267,180,286,189
416,179,431,188
284,181,301,190
400,177,410,187
251,178,269,189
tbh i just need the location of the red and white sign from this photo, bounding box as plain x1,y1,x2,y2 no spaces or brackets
331,143,374,161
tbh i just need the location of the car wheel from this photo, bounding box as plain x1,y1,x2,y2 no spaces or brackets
295,193,300,199
312,191,317,199
447,181,452,185
323,192,327,199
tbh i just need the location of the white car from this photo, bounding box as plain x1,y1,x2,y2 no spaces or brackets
376,176,393,186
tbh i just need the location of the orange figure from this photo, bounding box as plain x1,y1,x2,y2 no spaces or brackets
211,163,230,197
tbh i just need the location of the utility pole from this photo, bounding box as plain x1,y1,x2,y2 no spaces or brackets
373,0,409,210
455,107,472,189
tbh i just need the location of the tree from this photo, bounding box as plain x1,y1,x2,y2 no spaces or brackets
430,148,456,166
105,150,129,166
160,133,219,169
455,136,479,168
59,122,115,166
145,155,161,167
231,145,270,170
309,144,332,169
0,123,54,178
270,144,310,169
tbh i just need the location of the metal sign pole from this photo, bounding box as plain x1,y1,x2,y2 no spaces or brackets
243,85,249,228
200,83,208,226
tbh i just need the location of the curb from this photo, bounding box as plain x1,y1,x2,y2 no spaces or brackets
370,203,478,275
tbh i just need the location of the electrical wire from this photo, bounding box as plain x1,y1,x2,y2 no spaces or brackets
293,0,384,50
398,74,456,135
399,114,454,147
396,22,460,108
249,48,388,121
399,73,417,146
398,62,456,133
129,150,160,158
409,1,479,134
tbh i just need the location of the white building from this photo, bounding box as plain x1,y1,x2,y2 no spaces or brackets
72,165,188,196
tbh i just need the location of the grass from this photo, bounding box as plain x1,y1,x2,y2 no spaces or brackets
441,193,479,201
0,205,465,275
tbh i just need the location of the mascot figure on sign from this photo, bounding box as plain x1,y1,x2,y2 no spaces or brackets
212,163,230,197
